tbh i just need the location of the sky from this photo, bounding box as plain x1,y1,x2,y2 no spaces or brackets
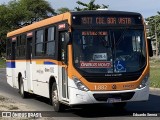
0,0,160,18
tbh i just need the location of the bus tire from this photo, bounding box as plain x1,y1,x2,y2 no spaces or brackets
51,82,64,112
112,102,127,109
19,76,28,98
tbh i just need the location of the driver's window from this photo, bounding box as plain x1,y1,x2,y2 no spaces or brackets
116,35,133,56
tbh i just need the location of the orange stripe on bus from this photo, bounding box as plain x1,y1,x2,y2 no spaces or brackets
7,12,71,37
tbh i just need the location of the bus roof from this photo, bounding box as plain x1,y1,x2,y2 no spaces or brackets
7,12,71,37
71,10,142,16
7,10,142,38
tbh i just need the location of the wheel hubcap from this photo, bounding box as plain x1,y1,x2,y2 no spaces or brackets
52,89,58,106
20,82,23,95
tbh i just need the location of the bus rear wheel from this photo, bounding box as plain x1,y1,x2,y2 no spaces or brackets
19,76,28,98
51,82,64,112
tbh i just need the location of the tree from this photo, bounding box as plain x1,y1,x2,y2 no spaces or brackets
75,0,109,11
0,4,11,57
16,0,55,26
0,0,55,57
56,7,71,14
146,13,160,57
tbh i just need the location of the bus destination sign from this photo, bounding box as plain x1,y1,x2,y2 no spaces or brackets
82,17,132,25
72,15,142,26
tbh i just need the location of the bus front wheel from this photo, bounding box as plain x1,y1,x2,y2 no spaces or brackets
51,82,64,112
19,76,28,98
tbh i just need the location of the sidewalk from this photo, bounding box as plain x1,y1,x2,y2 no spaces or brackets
150,87,160,91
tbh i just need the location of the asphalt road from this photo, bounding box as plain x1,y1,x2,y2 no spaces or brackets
0,68,160,120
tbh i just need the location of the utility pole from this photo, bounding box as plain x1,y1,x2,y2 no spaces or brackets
155,19,159,57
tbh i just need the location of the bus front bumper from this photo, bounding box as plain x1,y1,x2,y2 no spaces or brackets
68,84,149,105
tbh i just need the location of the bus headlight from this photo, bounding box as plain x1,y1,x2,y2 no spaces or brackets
138,74,149,89
73,76,89,91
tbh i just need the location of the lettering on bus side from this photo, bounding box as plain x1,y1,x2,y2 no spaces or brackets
36,70,44,74
44,67,54,73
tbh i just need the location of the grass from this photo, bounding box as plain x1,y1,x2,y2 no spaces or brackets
150,58,160,88
0,58,5,68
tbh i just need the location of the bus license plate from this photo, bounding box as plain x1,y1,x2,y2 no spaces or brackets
107,98,121,103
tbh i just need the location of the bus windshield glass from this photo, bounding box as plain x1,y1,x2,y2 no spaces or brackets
73,29,146,74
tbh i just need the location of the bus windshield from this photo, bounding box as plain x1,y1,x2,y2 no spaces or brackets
73,29,146,74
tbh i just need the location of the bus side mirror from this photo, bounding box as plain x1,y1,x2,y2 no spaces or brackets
147,38,153,57
60,32,70,65
64,33,69,65
65,32,70,45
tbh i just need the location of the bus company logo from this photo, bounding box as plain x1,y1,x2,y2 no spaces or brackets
123,84,135,89
80,61,111,68
36,69,44,74
44,67,54,73
112,84,117,89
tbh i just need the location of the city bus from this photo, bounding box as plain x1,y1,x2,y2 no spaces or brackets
6,10,153,112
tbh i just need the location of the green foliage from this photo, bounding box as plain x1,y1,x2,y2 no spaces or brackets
0,58,5,68
6,0,55,27
56,7,71,14
0,4,10,55
146,14,160,38
18,0,55,25
0,0,55,57
146,12,160,56
75,0,109,11
150,59,160,88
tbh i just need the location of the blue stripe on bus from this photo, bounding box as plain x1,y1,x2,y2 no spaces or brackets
44,61,56,65
6,62,16,68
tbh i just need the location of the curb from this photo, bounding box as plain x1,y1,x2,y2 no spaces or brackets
149,87,160,91
0,68,6,70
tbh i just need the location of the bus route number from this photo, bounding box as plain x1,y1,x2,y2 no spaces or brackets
94,85,107,91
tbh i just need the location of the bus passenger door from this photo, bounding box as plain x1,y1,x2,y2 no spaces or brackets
59,32,69,101
26,37,33,92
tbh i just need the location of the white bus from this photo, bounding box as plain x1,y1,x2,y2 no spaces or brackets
6,11,153,112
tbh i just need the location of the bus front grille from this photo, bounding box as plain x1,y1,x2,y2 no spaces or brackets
93,92,135,101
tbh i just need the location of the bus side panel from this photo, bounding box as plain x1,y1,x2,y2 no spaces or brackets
32,63,49,98
15,61,27,90
6,67,13,87
6,61,16,88
32,61,59,98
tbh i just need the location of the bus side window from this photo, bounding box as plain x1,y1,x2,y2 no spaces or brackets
16,35,26,58
45,27,56,56
35,30,44,56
